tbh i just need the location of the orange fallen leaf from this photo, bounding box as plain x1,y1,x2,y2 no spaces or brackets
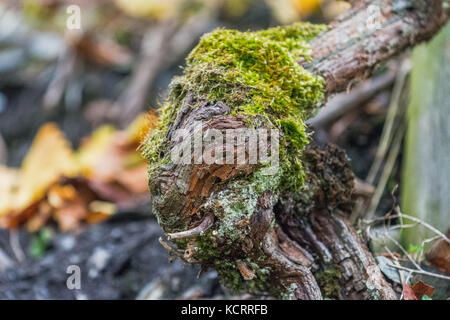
426,229,450,275
0,112,158,231
411,281,435,300
0,123,78,219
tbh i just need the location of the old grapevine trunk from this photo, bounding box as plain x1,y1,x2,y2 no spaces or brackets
141,0,449,299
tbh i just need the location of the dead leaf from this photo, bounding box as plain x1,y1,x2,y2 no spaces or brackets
0,166,20,216
77,125,116,178
27,201,52,233
86,201,116,224
411,281,435,300
114,0,182,19
402,283,418,300
0,113,157,231
0,123,79,226
14,123,79,213
426,229,450,274
81,113,154,198
69,32,132,67
0,201,40,229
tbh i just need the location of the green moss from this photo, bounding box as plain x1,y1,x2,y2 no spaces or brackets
194,230,222,260
315,267,343,299
215,260,247,292
141,22,327,191
213,258,272,294
279,283,299,300
141,23,328,297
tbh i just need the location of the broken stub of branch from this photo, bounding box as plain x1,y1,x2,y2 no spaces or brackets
141,0,449,300
167,213,215,241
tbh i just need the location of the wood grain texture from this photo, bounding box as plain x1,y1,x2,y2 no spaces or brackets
148,0,450,299
307,0,449,96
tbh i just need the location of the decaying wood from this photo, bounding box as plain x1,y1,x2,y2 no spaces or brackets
149,0,450,300
308,0,448,96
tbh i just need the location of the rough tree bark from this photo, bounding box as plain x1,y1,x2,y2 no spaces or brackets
143,0,449,300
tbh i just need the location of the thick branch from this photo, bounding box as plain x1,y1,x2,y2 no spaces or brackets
146,0,450,300
307,0,449,95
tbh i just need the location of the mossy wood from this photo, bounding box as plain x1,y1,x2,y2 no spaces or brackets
142,0,448,299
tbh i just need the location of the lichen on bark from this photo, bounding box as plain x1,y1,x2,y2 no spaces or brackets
139,22,331,298
140,16,401,299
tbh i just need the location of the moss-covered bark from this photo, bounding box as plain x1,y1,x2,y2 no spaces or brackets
141,0,448,299
141,23,327,195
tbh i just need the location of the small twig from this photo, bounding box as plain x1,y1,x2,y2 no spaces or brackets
419,235,441,262
368,223,422,271
9,230,25,262
367,212,450,245
43,44,77,111
167,213,215,241
352,61,410,222
387,262,450,281
366,61,411,184
383,223,418,231
398,211,450,246
158,237,187,263
307,70,396,128
367,210,450,279
384,245,408,286
116,20,180,127
0,248,14,272
383,231,422,271
0,133,7,165
365,123,406,220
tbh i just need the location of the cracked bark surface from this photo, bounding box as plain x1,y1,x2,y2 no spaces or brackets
147,0,449,299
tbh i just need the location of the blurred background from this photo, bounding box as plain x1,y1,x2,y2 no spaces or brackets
0,0,448,299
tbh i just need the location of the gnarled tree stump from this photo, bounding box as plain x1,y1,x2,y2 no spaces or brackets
142,0,449,299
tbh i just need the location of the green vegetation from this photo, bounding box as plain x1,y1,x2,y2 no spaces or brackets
315,267,342,299
142,22,327,191
141,23,327,297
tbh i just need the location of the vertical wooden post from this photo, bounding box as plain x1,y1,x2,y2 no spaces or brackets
401,22,450,246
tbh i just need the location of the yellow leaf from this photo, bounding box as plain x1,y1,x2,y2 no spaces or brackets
0,166,20,216
125,111,159,143
114,0,181,19
76,125,116,178
265,0,323,23
14,123,79,212
292,0,323,16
